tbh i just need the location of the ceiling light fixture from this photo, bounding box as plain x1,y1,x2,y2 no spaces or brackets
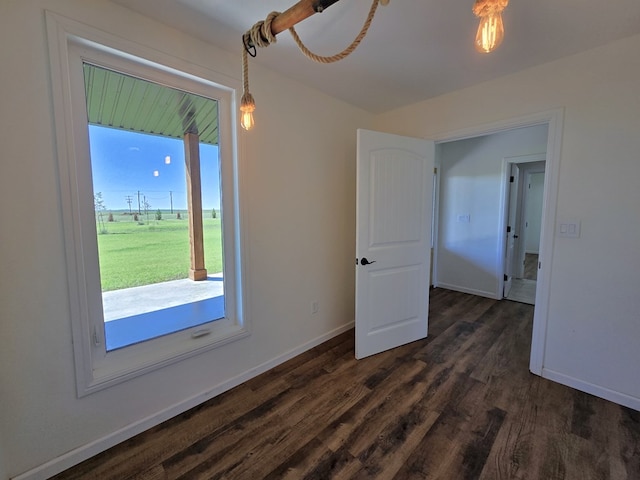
472,0,509,54
240,0,389,131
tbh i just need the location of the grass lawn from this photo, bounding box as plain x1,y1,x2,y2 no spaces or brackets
97,211,222,291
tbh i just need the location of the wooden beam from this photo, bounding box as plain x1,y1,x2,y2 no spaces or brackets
270,0,342,36
184,132,207,282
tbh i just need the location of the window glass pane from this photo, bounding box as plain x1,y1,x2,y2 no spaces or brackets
83,63,225,351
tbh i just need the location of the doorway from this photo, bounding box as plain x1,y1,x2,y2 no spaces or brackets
430,108,564,375
502,156,546,305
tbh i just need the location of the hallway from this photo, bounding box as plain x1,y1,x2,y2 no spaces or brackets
506,253,538,305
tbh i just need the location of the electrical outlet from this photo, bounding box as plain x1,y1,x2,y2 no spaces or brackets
311,301,319,314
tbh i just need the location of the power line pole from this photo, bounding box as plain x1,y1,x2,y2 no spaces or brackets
169,191,173,214
137,190,141,215
125,195,133,214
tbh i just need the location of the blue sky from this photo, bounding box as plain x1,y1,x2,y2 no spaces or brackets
89,125,220,212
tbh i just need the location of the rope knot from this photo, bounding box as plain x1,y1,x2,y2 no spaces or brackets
247,11,280,49
472,0,509,17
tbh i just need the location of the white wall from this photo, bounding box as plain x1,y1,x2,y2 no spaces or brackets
0,2,372,479
374,33,640,410
436,126,548,298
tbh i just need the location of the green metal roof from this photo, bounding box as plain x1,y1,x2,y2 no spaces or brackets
83,63,219,145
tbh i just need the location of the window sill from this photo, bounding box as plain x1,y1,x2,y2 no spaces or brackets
85,319,249,396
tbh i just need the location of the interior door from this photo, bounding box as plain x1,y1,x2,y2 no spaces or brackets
355,129,435,359
504,163,520,298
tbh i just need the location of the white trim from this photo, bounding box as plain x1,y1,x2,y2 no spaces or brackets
45,11,239,91
431,108,565,377
530,110,564,375
542,368,640,412
10,321,354,480
434,283,499,300
431,110,559,143
431,150,442,286
45,11,249,396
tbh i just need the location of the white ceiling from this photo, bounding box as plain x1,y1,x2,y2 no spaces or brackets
113,0,640,114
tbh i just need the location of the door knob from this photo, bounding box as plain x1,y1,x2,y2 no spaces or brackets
360,257,376,266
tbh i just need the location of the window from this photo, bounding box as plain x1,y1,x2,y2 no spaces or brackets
48,17,247,395
84,64,225,351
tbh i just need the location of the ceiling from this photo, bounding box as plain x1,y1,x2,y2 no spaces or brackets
84,63,219,144
113,0,640,114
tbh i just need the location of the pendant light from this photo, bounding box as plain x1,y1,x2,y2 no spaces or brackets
473,0,509,54
240,0,388,130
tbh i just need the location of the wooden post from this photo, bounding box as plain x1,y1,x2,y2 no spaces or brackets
184,132,207,281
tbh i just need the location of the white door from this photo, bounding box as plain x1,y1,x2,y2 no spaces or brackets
504,164,520,298
355,129,435,359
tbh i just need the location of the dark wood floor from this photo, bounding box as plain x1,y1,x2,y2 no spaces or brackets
54,289,640,480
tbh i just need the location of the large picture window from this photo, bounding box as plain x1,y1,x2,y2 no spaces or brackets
84,63,226,351
48,17,247,395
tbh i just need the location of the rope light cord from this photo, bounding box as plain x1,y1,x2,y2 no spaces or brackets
472,0,508,17
240,0,388,129
240,39,255,122
289,0,381,64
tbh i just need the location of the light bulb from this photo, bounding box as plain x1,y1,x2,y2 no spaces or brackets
475,12,505,53
240,91,256,131
241,109,254,130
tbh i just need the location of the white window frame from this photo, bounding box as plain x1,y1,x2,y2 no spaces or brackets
47,12,248,396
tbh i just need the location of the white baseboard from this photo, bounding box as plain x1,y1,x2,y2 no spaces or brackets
542,368,640,411
435,282,499,300
12,321,355,480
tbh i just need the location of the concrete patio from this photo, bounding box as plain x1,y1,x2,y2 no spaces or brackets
102,273,224,321
102,274,225,350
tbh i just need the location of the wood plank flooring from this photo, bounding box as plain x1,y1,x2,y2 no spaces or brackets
53,289,640,480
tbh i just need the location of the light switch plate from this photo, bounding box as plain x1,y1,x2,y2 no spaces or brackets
558,219,581,238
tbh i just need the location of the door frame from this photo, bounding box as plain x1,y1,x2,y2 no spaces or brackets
499,153,546,296
431,108,564,376
502,162,521,298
